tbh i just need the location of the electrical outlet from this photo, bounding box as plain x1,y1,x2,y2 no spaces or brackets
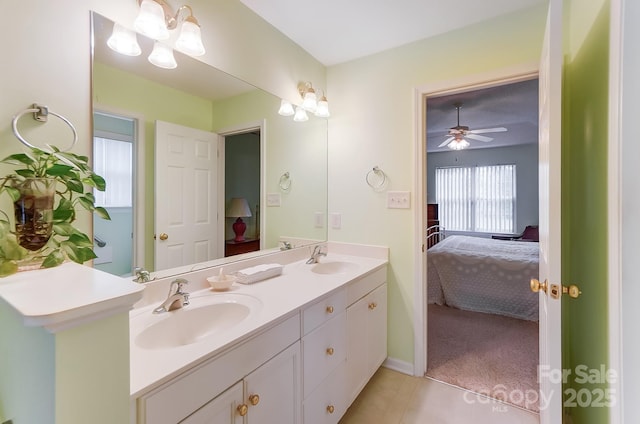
330,213,342,229
387,191,411,209
266,193,281,207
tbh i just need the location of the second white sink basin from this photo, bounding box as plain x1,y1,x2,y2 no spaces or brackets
133,293,262,350
311,261,359,275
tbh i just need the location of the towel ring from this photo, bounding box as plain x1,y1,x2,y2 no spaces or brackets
366,166,386,189
11,104,78,152
279,172,292,190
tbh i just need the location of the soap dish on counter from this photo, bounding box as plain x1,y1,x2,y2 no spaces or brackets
235,263,283,285
207,274,237,291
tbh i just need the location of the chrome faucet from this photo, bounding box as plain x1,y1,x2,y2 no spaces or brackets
153,278,190,314
306,245,327,264
133,266,152,283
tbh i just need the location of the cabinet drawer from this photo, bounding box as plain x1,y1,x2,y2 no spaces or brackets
302,312,347,397
303,361,348,424
347,267,386,306
302,288,346,335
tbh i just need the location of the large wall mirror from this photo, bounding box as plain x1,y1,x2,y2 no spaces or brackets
90,12,328,278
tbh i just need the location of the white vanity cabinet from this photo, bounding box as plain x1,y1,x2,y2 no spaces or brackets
301,289,348,424
136,314,301,424
346,268,388,404
183,342,300,423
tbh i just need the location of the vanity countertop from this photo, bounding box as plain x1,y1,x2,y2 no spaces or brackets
0,262,143,333
129,246,388,398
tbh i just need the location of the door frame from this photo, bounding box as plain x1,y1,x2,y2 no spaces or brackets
93,105,146,273
216,120,266,255
413,62,540,376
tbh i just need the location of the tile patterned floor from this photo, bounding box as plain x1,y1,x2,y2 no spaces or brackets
339,367,540,424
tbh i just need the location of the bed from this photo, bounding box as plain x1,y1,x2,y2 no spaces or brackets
428,235,539,321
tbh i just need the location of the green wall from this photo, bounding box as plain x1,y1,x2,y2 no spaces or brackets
561,0,610,422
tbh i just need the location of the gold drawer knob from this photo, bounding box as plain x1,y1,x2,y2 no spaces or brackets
237,404,248,416
326,347,334,356
326,306,334,314
249,394,260,405
327,405,335,414
368,302,377,310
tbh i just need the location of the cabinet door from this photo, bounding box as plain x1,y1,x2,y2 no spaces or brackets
244,342,301,423
181,382,244,424
346,295,368,404
366,283,387,373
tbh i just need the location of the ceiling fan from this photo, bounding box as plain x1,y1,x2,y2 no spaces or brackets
438,103,507,149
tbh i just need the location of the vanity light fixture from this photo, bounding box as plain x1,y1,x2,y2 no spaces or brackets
133,0,205,56
148,41,177,69
300,82,318,112
107,23,142,56
278,100,295,117
315,91,331,118
293,106,309,122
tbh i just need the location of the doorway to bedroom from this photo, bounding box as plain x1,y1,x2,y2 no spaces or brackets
424,77,541,413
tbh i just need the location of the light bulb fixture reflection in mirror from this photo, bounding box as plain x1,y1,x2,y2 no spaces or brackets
300,83,317,112
107,23,141,56
278,99,295,116
293,106,309,122
448,137,470,150
315,93,330,118
148,42,177,69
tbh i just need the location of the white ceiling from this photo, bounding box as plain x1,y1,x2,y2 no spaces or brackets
238,0,546,66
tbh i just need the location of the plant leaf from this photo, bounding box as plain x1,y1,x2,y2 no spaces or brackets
53,198,74,222
1,153,35,166
4,186,21,202
45,164,74,177
0,260,18,277
65,178,84,193
77,196,94,211
67,232,94,248
42,250,65,268
90,174,107,191
15,169,36,178
95,206,111,220
53,222,75,236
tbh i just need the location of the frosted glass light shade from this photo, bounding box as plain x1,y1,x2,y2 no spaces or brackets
278,100,295,116
107,23,141,56
148,42,177,69
175,19,205,56
302,89,317,112
448,138,470,150
293,106,309,122
134,0,169,40
314,97,330,118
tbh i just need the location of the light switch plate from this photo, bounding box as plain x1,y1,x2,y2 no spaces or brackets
266,193,281,207
387,191,411,209
330,213,342,229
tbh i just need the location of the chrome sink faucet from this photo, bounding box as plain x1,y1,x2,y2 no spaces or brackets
153,278,190,314
306,245,327,264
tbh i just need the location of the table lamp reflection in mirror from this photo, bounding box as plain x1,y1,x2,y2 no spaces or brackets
227,198,252,242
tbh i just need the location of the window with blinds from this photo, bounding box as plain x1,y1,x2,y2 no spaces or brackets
435,164,516,233
93,136,133,207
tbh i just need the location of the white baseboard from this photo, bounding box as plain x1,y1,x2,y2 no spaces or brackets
383,357,415,376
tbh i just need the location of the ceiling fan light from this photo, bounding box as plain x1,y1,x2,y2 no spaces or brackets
175,18,206,56
134,0,170,40
107,23,141,56
448,138,470,150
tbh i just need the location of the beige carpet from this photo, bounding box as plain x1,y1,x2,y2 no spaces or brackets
426,304,540,412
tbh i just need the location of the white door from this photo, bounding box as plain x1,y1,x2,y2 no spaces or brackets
155,120,219,271
537,0,563,421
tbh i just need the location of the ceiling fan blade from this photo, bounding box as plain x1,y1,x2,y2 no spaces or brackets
438,137,454,147
467,134,493,142
468,127,508,134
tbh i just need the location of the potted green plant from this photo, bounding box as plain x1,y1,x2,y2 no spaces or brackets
0,145,110,277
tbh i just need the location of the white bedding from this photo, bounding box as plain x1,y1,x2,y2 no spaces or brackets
428,235,539,321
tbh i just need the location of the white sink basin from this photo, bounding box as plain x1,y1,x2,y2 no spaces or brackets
311,261,359,275
133,293,262,350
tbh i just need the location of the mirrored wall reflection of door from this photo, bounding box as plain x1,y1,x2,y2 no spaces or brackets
93,111,135,276
155,121,220,271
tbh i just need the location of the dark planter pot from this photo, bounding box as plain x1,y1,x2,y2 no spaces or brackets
12,177,56,251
